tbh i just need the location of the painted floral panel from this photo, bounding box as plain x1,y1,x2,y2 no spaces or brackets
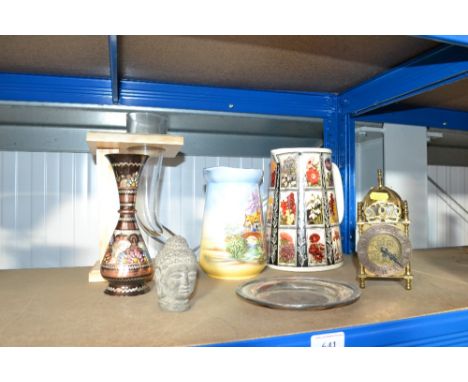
103,233,150,267
304,154,322,188
323,155,334,188
331,226,343,263
278,229,296,266
270,159,277,188
279,191,297,226
307,228,326,265
305,190,323,225
279,155,297,188
328,191,339,224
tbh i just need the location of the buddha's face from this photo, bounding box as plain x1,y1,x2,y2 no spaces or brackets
160,264,197,300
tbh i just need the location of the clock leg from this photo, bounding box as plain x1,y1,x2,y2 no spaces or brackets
404,264,413,290
359,264,366,288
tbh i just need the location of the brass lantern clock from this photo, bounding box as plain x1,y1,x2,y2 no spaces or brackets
357,170,413,290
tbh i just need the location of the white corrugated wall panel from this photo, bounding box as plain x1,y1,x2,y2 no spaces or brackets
3,151,467,268
0,152,100,269
45,153,61,267
59,153,75,267
1,152,17,268
31,152,47,268
75,153,99,266
427,165,468,248
0,151,270,269
16,152,32,268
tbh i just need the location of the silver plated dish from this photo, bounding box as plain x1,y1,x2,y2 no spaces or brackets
236,276,361,310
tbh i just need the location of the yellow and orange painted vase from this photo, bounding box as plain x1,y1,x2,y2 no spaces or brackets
199,167,266,280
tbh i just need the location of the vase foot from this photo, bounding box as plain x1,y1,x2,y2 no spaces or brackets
104,282,150,296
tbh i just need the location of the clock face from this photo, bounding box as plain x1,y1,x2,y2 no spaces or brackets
357,224,411,276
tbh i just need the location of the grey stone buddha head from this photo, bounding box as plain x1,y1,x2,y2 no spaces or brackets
155,236,198,312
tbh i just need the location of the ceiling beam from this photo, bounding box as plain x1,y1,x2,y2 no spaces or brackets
108,35,119,104
0,73,113,104
340,45,468,116
119,80,337,118
0,72,336,119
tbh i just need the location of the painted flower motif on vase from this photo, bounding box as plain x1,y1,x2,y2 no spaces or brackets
328,192,339,224
224,191,265,264
103,233,149,267
305,191,323,225
324,157,334,188
117,171,140,189
278,231,296,265
307,230,326,265
305,156,321,187
280,192,296,226
270,160,277,188
331,227,343,263
280,155,297,188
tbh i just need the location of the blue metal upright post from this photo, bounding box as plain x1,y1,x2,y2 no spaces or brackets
108,35,119,104
324,108,356,254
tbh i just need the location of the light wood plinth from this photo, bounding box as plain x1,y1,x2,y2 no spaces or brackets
86,131,184,158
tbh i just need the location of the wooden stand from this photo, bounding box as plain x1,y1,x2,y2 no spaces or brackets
86,131,183,282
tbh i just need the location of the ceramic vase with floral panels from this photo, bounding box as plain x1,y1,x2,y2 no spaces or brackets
266,148,344,271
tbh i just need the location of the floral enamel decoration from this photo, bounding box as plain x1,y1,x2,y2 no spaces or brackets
306,192,323,225
279,231,295,265
305,157,321,187
280,192,296,225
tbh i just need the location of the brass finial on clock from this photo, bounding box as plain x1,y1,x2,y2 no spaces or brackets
377,169,384,188
356,169,413,290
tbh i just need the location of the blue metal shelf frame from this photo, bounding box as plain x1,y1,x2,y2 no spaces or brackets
108,35,119,104
340,44,468,116
324,109,356,254
358,106,468,132
1,36,468,259
336,42,468,253
208,309,468,347
119,79,336,118
0,73,336,118
0,73,113,105
422,35,468,48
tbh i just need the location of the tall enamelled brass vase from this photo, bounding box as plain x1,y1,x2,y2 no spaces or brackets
100,154,154,296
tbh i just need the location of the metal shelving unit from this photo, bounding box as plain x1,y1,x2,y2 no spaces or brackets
0,35,467,346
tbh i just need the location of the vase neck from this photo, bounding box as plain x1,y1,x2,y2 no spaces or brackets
106,154,148,230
